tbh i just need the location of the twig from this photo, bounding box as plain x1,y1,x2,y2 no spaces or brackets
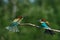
49,28,60,32
20,23,39,27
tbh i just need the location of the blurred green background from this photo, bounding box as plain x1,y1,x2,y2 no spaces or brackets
0,0,60,40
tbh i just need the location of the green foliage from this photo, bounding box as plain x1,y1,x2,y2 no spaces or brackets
0,0,60,40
